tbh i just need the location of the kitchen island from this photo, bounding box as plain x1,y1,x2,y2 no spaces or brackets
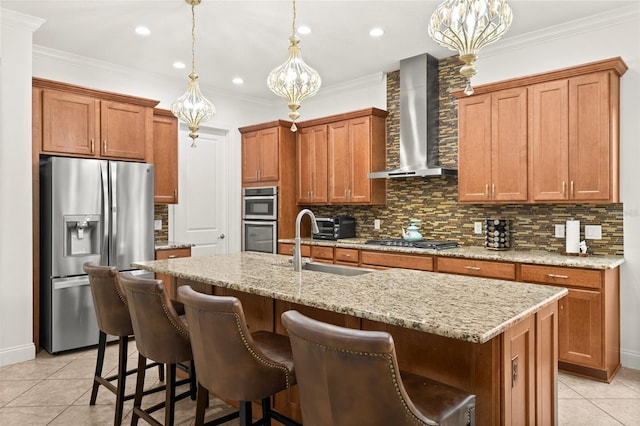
133,252,568,425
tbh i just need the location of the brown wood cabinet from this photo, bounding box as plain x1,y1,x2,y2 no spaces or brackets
530,72,619,202
239,121,297,240
520,264,619,382
241,126,279,184
437,257,516,280
35,79,157,162
334,247,359,265
458,87,528,203
361,250,434,271
155,247,191,299
153,109,179,204
296,108,387,206
296,124,328,204
454,57,627,204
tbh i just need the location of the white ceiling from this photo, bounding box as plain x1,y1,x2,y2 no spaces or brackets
3,0,637,101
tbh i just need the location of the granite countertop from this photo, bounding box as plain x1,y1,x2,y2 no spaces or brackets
279,238,624,270
132,252,567,344
154,241,195,251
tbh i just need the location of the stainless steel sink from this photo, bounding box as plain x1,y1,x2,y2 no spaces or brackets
302,262,374,276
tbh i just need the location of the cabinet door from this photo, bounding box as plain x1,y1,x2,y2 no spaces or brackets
155,247,191,299
257,127,279,182
558,288,602,369
491,87,528,201
458,94,492,202
297,125,327,204
42,90,100,156
153,113,179,204
530,80,569,201
569,72,611,201
328,120,351,203
242,131,260,183
100,101,147,160
348,116,373,203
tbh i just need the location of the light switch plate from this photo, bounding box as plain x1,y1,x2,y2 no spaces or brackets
374,219,381,230
474,222,483,234
585,225,602,240
555,224,565,238
154,219,162,231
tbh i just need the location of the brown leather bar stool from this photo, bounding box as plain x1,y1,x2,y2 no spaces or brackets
83,262,165,426
178,285,301,426
281,310,477,426
120,273,197,426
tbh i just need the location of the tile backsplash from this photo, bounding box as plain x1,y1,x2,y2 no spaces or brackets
154,204,169,242
305,56,623,257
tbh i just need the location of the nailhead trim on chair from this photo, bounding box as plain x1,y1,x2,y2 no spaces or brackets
287,330,436,426
160,295,189,338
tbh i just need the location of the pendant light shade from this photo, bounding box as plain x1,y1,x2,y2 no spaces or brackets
428,0,513,95
171,0,215,147
267,0,321,131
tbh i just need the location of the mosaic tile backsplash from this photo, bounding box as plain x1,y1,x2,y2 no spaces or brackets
305,56,623,257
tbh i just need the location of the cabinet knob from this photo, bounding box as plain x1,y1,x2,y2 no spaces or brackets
562,181,566,196
174,188,178,199
465,266,481,271
103,140,107,152
547,273,569,279
485,184,489,198
492,183,495,199
90,139,95,154
168,255,178,258
570,181,574,198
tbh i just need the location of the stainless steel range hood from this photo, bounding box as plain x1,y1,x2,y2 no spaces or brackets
369,53,457,179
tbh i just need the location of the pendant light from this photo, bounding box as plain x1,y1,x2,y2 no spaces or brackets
171,0,215,147
267,0,321,132
428,0,513,95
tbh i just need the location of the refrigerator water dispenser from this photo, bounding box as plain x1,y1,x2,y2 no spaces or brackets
64,214,101,256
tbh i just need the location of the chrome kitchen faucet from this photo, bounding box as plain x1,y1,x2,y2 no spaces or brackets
293,209,319,271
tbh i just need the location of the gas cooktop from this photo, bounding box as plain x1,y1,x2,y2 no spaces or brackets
365,239,459,250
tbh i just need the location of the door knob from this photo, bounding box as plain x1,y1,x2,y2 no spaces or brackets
219,233,226,239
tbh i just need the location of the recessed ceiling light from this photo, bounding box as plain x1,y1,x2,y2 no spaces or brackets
232,77,244,85
297,25,311,35
135,26,151,36
369,27,384,37
173,61,186,69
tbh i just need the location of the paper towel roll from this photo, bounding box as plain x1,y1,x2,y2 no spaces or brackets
566,220,580,254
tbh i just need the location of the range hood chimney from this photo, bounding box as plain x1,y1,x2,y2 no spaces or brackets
369,53,457,179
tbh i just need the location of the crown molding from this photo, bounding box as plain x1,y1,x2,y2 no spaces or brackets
1,8,45,32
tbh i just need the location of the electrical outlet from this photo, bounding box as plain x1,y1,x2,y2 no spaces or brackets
154,219,162,231
474,222,483,234
555,224,565,238
374,219,381,230
585,225,602,240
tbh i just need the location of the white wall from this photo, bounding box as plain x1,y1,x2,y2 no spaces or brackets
0,9,44,366
472,4,640,369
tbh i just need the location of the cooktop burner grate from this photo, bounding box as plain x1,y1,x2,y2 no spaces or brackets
365,239,459,250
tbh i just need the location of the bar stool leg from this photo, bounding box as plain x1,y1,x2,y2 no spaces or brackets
90,331,107,405
165,363,177,426
239,401,252,426
131,354,147,426
194,383,208,426
113,336,128,426
261,397,272,426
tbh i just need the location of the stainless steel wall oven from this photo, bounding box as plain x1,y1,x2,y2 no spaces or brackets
242,186,278,253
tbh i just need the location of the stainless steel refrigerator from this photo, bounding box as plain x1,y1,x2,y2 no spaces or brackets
40,156,155,353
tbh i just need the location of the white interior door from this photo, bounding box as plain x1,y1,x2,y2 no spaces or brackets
171,124,231,256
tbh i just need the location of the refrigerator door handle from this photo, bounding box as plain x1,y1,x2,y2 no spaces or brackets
110,162,118,265
100,160,110,266
53,277,91,290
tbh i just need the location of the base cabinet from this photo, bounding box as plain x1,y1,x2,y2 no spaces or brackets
155,247,191,299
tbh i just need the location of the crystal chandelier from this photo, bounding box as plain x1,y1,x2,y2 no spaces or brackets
428,0,513,95
267,0,321,131
171,0,216,147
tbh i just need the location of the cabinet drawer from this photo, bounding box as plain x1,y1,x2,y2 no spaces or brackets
520,265,601,289
437,257,516,280
311,246,334,261
360,251,433,272
278,243,311,257
155,247,191,260
334,248,359,264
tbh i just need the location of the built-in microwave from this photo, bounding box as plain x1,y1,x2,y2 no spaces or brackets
242,186,278,221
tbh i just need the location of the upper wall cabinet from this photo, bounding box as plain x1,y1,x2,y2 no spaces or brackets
454,57,627,204
297,108,388,206
241,126,280,184
153,109,179,204
458,87,528,203
34,78,158,162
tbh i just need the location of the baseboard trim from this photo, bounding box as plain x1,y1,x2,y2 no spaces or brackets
621,349,640,371
0,343,36,367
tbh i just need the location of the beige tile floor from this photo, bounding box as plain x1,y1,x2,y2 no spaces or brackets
1,339,639,425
